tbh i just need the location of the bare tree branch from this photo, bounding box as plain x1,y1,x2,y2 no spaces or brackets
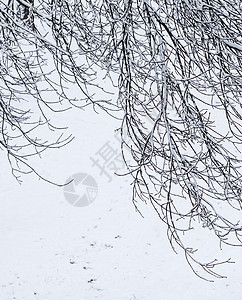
0,0,241,279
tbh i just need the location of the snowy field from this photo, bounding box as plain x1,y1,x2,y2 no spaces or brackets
1,106,242,300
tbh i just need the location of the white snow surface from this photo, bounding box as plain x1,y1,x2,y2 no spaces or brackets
0,105,242,300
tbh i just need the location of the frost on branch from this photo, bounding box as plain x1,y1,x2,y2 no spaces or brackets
0,0,241,279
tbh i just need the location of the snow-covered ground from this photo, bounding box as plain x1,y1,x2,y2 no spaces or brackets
1,106,241,300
